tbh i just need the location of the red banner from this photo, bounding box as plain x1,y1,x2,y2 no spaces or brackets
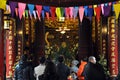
108,16,118,76
6,20,15,78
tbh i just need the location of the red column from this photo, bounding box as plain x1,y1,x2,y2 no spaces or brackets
0,10,4,80
108,16,118,77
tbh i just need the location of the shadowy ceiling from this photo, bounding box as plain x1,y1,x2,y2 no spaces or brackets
8,0,118,7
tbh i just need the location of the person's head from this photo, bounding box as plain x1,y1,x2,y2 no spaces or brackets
39,56,46,64
81,57,87,62
45,56,52,65
20,54,28,62
88,56,96,64
44,61,56,74
58,55,64,63
71,60,79,66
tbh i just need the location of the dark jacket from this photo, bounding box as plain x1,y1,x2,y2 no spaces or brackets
23,62,35,80
39,61,59,80
14,61,28,80
56,63,70,80
116,72,120,80
43,73,59,80
83,62,106,80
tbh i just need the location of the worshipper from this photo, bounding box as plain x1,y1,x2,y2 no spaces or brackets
82,56,106,80
34,56,46,80
70,60,79,80
77,58,87,80
39,60,59,80
23,57,35,80
14,54,28,80
56,55,70,80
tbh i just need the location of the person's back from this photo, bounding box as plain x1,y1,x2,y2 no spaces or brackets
14,62,25,80
83,62,96,80
14,54,28,80
56,55,70,80
116,72,120,80
23,61,35,80
42,61,58,80
95,63,106,80
82,56,106,80
77,60,87,80
34,56,46,80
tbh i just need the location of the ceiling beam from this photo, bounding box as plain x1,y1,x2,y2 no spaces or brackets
8,0,119,7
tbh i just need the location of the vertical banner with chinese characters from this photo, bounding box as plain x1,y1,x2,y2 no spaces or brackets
15,18,23,64
6,19,15,78
95,17,102,55
92,17,95,43
108,16,118,76
102,25,107,56
91,17,96,54
24,17,30,54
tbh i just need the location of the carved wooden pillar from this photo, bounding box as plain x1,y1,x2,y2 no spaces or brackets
0,9,4,80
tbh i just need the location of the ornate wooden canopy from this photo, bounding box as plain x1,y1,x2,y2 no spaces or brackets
44,17,79,29
8,0,118,7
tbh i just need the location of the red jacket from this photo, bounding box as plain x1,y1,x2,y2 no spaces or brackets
77,61,87,80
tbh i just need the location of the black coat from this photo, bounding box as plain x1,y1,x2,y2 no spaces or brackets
23,65,35,80
116,72,120,80
56,63,70,80
83,62,106,80
39,61,59,80
14,61,28,80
